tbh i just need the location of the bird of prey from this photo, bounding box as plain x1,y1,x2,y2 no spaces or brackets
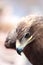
5,16,43,65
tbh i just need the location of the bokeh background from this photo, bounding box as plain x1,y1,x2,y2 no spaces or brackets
0,0,43,65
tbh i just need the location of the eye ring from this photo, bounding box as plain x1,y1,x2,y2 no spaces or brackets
25,32,30,38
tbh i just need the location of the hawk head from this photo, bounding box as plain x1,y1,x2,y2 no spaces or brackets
5,16,43,65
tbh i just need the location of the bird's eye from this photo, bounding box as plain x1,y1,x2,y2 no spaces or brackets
25,32,30,38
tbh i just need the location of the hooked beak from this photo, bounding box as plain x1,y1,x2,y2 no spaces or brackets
16,34,35,55
16,48,23,55
16,40,23,55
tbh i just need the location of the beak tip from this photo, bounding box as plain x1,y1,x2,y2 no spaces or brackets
16,48,22,55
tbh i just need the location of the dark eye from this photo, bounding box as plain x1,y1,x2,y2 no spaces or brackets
25,32,30,38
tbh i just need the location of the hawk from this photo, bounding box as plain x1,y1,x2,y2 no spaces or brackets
5,16,43,65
